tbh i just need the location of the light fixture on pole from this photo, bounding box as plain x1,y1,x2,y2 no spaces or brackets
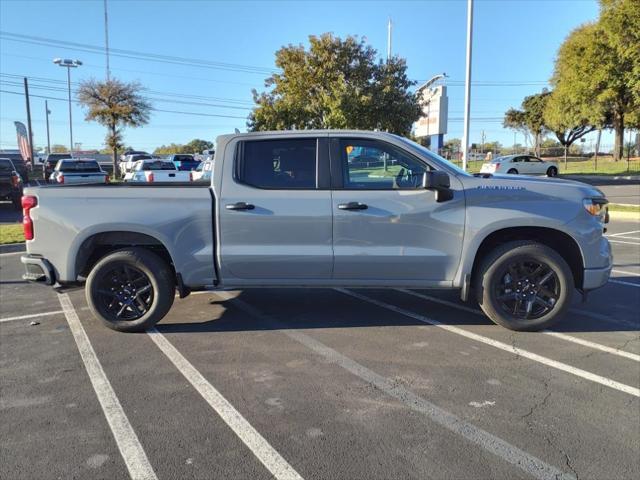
53,58,82,153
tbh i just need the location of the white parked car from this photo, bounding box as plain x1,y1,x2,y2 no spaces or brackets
192,159,214,182
124,159,193,183
119,154,154,176
480,155,559,177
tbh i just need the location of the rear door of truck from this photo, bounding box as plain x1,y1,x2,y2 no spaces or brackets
217,135,333,280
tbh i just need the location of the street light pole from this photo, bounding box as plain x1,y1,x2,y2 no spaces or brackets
45,100,51,155
53,58,82,154
461,0,474,171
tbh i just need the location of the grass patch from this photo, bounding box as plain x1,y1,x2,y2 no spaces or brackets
608,203,640,213
0,224,24,244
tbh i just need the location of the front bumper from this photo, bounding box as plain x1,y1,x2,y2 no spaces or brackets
582,236,613,290
583,264,612,290
21,254,56,286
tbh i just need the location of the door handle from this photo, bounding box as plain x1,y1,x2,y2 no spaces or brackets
226,202,255,211
338,202,368,211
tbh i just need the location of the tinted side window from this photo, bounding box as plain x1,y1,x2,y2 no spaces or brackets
237,139,317,189
339,139,428,190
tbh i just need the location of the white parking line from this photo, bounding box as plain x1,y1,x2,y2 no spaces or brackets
608,279,640,288
612,269,640,277
396,290,640,362
147,328,303,480
58,293,158,480
0,310,63,323
217,292,574,480
337,289,639,397
608,239,640,246
608,230,640,237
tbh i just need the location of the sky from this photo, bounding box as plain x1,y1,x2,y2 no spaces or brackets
0,0,605,154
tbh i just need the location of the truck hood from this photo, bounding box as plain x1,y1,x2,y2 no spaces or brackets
458,173,605,201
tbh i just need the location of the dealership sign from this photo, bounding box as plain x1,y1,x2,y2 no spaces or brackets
414,85,448,137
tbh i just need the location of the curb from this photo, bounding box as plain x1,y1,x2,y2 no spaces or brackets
608,210,640,221
0,243,26,254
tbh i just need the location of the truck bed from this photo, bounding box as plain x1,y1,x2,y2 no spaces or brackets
23,183,216,287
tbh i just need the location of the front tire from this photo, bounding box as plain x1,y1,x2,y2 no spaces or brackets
475,241,573,331
86,248,175,332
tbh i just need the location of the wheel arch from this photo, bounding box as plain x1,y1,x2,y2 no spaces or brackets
74,230,176,280
469,226,584,290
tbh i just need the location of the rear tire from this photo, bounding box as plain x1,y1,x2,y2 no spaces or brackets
474,241,573,331
507,168,518,174
546,166,558,177
86,248,175,332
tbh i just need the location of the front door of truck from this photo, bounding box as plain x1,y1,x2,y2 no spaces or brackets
218,136,333,281
330,137,465,282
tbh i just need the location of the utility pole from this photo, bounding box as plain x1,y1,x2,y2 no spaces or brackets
54,58,82,153
480,129,485,154
23,77,35,165
387,17,392,61
461,0,474,171
45,100,51,155
513,132,516,153
104,0,111,80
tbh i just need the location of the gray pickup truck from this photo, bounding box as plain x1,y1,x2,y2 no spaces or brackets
21,130,612,332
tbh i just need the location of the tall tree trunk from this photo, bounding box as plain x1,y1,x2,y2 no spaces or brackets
110,124,118,179
613,111,624,162
594,129,602,170
564,145,568,168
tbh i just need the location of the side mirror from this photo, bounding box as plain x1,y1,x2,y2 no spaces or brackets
422,170,450,190
422,171,453,202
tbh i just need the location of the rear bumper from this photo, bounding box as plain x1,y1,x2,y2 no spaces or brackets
21,254,56,285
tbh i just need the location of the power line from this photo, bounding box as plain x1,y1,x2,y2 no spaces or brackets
0,31,275,75
0,88,248,119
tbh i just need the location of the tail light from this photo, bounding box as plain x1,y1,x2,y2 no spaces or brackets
105,175,110,184
189,171,193,182
494,163,500,170
11,173,20,187
22,195,37,240
147,172,154,183
57,174,64,184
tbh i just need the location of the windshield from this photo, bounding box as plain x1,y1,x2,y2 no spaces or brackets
395,136,471,176
0,160,15,172
58,160,101,172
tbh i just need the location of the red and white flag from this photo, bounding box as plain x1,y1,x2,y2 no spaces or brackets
14,121,31,162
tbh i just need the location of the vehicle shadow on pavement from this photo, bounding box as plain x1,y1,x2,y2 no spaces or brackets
156,288,639,334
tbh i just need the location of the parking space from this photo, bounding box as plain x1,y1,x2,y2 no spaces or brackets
1,220,639,480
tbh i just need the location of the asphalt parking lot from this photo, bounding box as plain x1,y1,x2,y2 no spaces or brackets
1,219,639,480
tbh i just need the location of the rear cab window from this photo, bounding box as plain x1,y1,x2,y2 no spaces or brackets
0,159,15,172
141,161,176,171
235,138,317,189
58,161,101,172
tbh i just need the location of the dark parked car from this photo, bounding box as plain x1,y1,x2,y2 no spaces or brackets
0,153,30,183
0,158,23,209
43,153,73,181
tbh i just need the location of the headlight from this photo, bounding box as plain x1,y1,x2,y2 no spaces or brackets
583,198,608,219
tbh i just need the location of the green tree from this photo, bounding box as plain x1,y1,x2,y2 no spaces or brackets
503,90,550,157
154,143,185,155
183,139,214,153
51,144,68,153
249,33,421,135
77,78,152,176
550,1,640,161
